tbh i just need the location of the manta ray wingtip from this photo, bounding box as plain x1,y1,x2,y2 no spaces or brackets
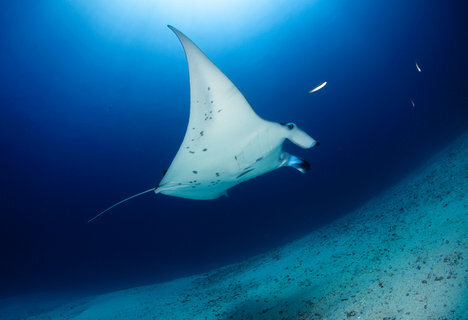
167,25,179,33
167,25,184,38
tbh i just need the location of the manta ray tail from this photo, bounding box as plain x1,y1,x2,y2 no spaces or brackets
88,188,156,223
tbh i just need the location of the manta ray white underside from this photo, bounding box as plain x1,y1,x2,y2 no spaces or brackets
89,26,319,222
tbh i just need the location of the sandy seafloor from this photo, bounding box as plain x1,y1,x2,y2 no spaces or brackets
1,132,467,320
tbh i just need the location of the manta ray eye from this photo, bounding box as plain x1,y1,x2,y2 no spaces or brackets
280,122,295,130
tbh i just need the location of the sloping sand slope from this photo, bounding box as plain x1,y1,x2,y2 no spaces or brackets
3,132,467,320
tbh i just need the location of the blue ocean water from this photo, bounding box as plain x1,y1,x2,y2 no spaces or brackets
0,0,466,298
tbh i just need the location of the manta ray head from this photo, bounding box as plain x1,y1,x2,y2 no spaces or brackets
280,122,319,149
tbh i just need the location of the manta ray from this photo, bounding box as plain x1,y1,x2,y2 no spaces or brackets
89,26,319,222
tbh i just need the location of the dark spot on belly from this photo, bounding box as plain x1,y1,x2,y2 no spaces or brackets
193,170,198,174
215,172,220,177
210,100,213,104
218,109,222,112
256,157,264,162
207,87,211,91
202,148,207,151
200,131,204,136
189,151,195,154
234,156,237,160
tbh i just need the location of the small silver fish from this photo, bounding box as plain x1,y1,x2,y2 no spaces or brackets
309,81,327,93
415,62,422,72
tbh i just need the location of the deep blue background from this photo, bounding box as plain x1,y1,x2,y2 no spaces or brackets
1,0,467,297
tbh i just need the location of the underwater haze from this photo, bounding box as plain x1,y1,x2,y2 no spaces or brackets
0,0,467,301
